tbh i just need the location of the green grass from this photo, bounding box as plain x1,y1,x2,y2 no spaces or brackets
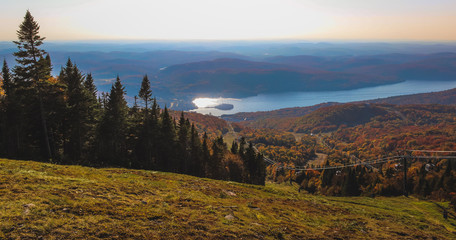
0,158,455,239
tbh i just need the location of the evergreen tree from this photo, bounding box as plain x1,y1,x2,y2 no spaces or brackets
320,160,334,187
60,59,95,163
82,72,99,161
239,137,246,158
84,73,98,100
147,97,160,168
201,132,210,177
158,106,176,171
12,10,52,160
97,76,128,166
243,142,257,184
127,97,143,168
231,140,238,154
38,53,52,80
253,153,266,185
1,60,12,96
177,112,190,173
135,75,152,169
209,136,226,179
138,75,152,110
0,60,12,156
189,123,202,176
13,10,47,82
342,168,360,196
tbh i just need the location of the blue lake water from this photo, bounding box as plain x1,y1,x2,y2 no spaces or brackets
191,80,456,116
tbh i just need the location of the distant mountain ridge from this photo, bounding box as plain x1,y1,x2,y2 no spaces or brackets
222,87,456,127
2,42,456,109
157,57,398,98
156,52,456,101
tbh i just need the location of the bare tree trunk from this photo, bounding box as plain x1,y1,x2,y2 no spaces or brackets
38,90,52,161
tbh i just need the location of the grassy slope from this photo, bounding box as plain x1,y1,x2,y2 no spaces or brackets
1,159,455,239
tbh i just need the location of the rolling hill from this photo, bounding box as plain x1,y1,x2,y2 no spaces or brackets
1,158,455,239
157,58,397,98
223,87,456,124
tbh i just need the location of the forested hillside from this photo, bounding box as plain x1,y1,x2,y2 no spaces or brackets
0,11,265,186
235,103,456,202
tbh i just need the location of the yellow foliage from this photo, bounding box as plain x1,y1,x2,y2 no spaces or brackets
0,75,4,97
47,76,59,84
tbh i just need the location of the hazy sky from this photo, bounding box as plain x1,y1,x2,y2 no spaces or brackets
1,0,456,41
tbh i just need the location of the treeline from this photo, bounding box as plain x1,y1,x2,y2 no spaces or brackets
0,10,265,185
278,158,455,202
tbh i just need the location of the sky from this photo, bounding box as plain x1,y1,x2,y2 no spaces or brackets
0,0,456,41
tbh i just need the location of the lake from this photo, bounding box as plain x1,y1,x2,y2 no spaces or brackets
191,80,456,116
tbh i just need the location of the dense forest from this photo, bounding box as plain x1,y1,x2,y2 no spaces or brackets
0,11,265,186
235,103,456,206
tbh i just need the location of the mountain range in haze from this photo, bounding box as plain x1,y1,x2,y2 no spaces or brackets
1,41,456,109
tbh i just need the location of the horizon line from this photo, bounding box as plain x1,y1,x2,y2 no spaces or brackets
1,39,456,44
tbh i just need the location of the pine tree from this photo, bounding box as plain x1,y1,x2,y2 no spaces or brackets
177,112,190,173
138,75,152,111
201,132,210,177
189,123,202,176
13,10,52,160
13,10,47,82
147,97,160,168
253,153,266,185
243,142,257,184
320,160,334,187
239,137,246,158
135,76,154,169
209,136,226,179
81,73,99,161
0,60,13,156
60,59,95,163
158,106,176,171
97,76,128,166
38,53,52,80
342,168,360,196
231,140,238,154
1,60,12,96
84,73,98,100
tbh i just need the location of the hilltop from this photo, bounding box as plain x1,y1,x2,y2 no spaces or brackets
1,158,455,239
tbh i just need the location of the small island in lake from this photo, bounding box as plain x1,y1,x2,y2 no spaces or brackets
212,103,234,110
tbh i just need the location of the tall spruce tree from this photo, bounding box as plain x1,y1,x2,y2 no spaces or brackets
342,168,360,196
84,73,98,100
243,142,257,184
136,75,153,169
189,123,202,176
1,60,12,97
210,136,226,179
158,106,176,171
82,73,99,161
13,10,52,160
13,10,47,82
60,59,95,163
138,75,152,111
97,76,128,166
0,60,12,156
231,140,238,154
201,132,210,177
254,153,266,185
177,112,190,173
